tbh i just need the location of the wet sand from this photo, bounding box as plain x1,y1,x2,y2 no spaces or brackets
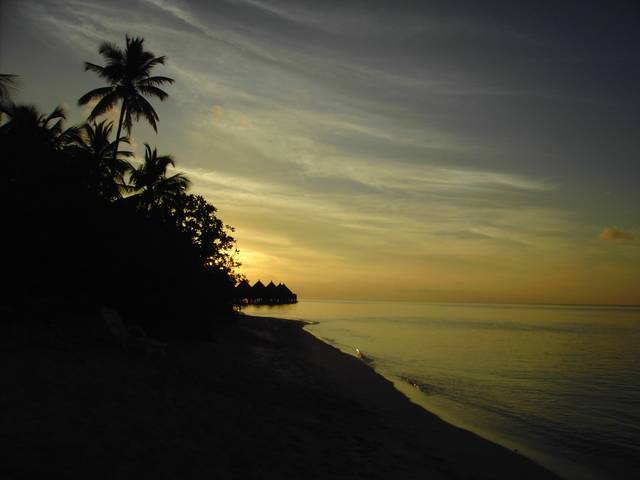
0,313,560,479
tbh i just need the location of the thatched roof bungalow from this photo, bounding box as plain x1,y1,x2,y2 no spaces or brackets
234,279,298,305
276,283,297,303
265,281,279,302
251,280,267,302
236,279,251,298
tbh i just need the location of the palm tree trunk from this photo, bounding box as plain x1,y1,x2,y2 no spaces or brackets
113,100,127,161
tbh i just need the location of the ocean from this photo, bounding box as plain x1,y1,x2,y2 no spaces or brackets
243,300,640,479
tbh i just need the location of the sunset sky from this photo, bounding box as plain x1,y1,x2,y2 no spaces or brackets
2,0,639,304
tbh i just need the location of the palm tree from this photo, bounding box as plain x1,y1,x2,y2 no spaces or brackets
0,104,79,191
78,35,174,160
70,120,133,201
129,144,190,210
0,103,77,151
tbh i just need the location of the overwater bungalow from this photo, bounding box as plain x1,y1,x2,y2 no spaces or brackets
276,283,297,303
235,280,252,303
235,279,298,305
251,280,267,303
264,281,277,303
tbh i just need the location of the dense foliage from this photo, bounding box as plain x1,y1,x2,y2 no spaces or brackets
0,37,239,339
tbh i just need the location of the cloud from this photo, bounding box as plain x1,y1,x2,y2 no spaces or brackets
599,226,634,241
6,0,639,303
434,230,494,240
238,115,253,127
211,105,225,120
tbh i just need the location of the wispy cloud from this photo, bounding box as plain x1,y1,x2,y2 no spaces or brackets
599,227,634,241
5,0,640,303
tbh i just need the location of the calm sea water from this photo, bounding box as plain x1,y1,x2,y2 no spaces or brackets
243,300,640,479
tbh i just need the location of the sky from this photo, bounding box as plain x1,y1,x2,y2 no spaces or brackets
1,0,639,304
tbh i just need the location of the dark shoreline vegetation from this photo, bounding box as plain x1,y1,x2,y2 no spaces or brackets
1,37,244,339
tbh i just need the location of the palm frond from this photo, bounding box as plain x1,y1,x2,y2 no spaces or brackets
84,62,107,77
45,105,67,124
136,85,169,101
98,41,124,64
87,91,120,120
56,125,81,148
48,118,64,135
78,86,114,105
65,124,88,146
96,119,115,137
137,75,174,87
101,65,125,83
116,133,131,146
144,143,154,160
140,56,167,74
165,172,191,191
131,94,159,132
128,168,142,189
117,149,134,158
0,73,18,100
136,52,157,75
155,153,176,171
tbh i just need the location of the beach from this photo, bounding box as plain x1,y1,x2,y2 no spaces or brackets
1,313,559,479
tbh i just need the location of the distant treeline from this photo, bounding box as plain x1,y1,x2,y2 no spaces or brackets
235,280,297,305
0,37,260,338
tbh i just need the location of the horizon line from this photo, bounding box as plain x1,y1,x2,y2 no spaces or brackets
274,298,640,309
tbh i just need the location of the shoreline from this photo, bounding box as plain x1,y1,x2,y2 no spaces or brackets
300,323,584,480
267,315,561,478
1,312,560,479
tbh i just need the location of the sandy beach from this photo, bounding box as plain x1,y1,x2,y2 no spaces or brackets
1,313,560,479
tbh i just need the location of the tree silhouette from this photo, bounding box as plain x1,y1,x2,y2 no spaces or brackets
0,103,85,205
129,144,190,210
78,36,174,160
69,120,133,201
0,74,17,120
0,103,78,154
168,194,240,276
1,44,241,339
